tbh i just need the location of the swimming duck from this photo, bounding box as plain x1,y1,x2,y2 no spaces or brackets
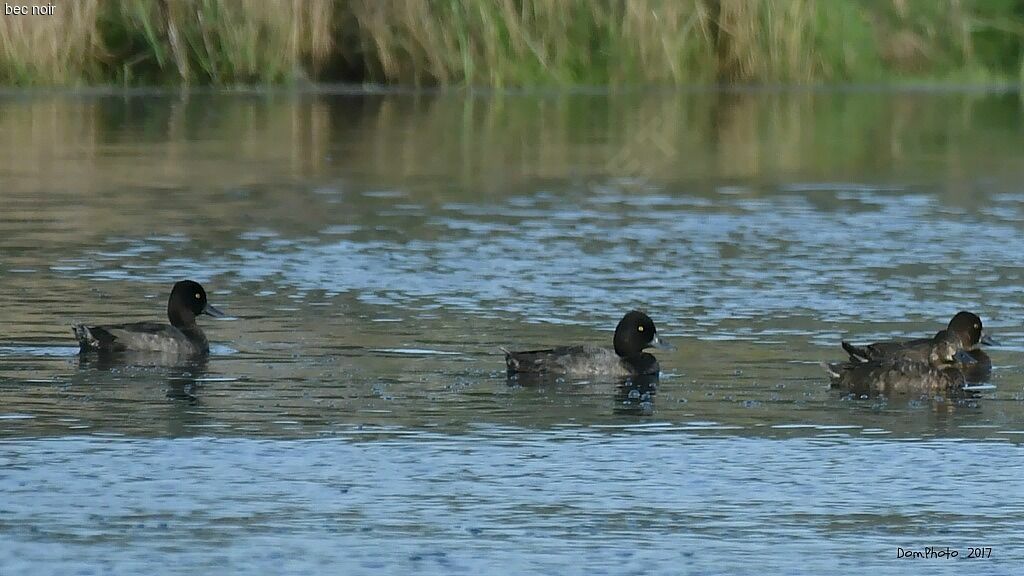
826,331,976,397
841,311,995,381
73,280,224,355
502,310,674,378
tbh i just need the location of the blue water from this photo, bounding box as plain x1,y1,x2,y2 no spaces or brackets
2,89,1024,574
3,433,1021,576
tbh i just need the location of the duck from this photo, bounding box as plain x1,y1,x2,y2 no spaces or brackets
502,310,674,378
72,280,224,355
840,311,995,381
825,331,977,397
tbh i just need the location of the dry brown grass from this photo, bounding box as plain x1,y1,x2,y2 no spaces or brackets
0,0,103,85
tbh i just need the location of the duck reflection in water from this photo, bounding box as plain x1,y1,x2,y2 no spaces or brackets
77,353,208,403
505,372,660,417
614,375,659,416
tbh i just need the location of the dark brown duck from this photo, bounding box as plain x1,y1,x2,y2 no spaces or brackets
502,310,674,378
73,280,225,356
840,311,995,381
826,331,977,397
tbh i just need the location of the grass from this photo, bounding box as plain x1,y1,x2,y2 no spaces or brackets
1,0,1023,86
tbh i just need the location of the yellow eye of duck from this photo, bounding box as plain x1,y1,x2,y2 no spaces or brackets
638,326,644,332
195,293,202,299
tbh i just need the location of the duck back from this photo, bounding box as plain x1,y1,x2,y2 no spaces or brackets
504,345,658,377
842,336,932,362
827,356,968,397
842,335,990,381
73,322,208,355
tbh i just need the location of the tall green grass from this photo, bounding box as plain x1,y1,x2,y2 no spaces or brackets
101,0,334,85
1,0,1023,86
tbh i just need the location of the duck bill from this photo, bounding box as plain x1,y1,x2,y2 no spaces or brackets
980,333,998,346
647,334,676,351
953,349,978,365
203,303,226,318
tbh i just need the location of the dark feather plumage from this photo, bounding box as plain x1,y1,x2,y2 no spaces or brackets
839,312,994,382
72,280,221,356
501,311,670,379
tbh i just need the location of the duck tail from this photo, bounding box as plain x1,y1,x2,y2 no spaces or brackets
72,324,98,351
73,324,117,352
820,361,842,381
841,341,870,362
497,346,519,372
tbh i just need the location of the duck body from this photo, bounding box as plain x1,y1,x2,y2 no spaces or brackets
504,345,659,377
827,355,969,397
503,310,672,379
840,311,994,382
73,322,209,355
842,335,991,382
73,280,223,356
827,332,976,397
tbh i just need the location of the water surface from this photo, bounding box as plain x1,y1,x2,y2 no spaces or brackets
1,88,1023,574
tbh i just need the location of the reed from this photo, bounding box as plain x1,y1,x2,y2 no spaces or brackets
347,0,720,85
102,0,334,84
0,0,1021,86
0,0,102,85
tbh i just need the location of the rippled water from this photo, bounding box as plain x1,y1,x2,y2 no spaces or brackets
2,88,1024,574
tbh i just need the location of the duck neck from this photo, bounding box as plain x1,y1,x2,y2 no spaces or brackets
622,352,658,375
167,299,209,351
168,307,197,329
180,325,210,351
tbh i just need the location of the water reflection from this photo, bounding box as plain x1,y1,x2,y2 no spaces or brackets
6,87,1024,574
505,371,659,416
165,368,203,403
1,88,1024,439
614,376,658,416
76,353,208,402
3,89,1023,200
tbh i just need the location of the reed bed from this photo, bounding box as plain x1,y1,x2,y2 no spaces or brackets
0,0,1022,86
